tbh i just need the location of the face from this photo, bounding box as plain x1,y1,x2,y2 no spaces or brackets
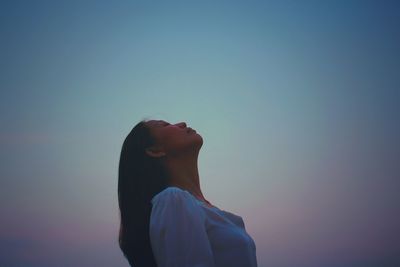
144,120,203,158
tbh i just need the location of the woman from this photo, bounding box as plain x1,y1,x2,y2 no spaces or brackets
118,119,258,267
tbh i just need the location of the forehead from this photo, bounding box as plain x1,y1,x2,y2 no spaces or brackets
146,120,167,128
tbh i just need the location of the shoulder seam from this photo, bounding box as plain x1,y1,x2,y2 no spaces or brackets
151,186,192,204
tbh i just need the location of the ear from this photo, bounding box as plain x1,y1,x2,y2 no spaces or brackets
145,146,166,158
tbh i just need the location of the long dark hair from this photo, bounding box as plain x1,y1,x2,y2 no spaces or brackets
118,119,169,266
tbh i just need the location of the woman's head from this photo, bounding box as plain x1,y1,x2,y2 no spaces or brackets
117,118,202,266
144,119,203,159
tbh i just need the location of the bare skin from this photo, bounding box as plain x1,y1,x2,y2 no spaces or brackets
144,119,214,207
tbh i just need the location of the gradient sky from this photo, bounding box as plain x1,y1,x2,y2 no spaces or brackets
1,1,399,266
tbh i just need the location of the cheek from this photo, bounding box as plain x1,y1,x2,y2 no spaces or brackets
162,130,187,148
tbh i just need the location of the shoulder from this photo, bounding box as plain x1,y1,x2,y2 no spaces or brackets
150,186,205,223
151,186,195,205
222,210,246,229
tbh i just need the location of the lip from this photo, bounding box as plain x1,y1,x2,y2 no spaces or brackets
187,127,196,133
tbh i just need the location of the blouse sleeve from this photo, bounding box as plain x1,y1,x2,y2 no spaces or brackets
149,187,216,267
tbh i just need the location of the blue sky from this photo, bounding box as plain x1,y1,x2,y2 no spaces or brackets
1,1,399,266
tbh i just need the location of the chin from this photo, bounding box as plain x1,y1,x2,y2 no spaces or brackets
196,134,203,148
189,132,203,147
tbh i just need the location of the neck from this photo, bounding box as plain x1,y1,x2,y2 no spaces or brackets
163,154,205,200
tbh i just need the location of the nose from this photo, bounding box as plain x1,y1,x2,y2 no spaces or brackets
177,122,187,128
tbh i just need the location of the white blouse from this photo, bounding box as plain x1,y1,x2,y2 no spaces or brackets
149,186,258,267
